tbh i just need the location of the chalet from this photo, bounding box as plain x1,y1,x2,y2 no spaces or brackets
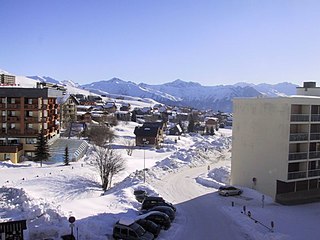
205,117,219,133
115,110,131,121
58,94,79,128
134,125,161,147
105,102,117,113
168,124,183,135
120,103,131,111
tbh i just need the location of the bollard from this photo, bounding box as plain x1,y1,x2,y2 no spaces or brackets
243,205,246,214
231,201,234,207
271,221,274,232
247,211,251,218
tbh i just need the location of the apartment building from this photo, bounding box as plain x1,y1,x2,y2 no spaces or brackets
0,87,63,163
0,74,16,85
232,92,320,204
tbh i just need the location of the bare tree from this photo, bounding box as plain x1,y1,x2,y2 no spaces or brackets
123,138,135,156
93,146,125,191
87,124,115,146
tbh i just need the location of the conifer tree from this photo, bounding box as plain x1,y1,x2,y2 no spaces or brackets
64,145,69,165
34,131,50,167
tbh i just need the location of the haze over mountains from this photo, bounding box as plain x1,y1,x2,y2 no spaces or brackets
0,68,299,112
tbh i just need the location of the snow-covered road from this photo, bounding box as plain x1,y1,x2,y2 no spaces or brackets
153,165,251,240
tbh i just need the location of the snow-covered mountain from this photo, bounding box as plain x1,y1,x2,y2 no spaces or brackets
84,78,300,112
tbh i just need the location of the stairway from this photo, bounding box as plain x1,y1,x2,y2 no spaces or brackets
49,138,89,163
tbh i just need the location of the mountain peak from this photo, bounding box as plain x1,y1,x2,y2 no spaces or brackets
165,79,202,87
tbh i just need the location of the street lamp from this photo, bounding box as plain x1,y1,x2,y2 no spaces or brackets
143,139,149,183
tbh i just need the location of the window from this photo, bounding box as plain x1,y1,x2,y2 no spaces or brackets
10,123,15,129
2,111,5,116
129,230,137,237
11,98,15,104
26,138,37,144
120,228,128,236
28,99,32,104
27,124,33,129
1,98,6,103
4,154,10,160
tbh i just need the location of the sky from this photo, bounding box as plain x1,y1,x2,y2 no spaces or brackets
1,0,320,86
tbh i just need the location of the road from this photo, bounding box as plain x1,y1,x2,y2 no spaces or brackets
152,165,251,240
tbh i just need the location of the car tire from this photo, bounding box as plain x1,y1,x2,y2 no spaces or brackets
225,193,229,197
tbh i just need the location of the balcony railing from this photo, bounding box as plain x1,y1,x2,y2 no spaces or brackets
7,116,20,122
310,133,320,141
0,143,23,153
288,152,308,161
288,171,307,180
309,151,320,159
308,169,320,177
289,133,309,141
290,114,310,122
7,104,21,109
24,117,40,123
311,114,320,122
24,104,38,109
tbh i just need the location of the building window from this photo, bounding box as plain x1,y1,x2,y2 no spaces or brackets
28,99,32,104
4,153,10,160
1,98,6,103
10,123,15,129
2,111,5,116
26,138,37,144
11,98,15,104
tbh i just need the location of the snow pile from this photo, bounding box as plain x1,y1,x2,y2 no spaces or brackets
0,187,68,239
196,166,231,189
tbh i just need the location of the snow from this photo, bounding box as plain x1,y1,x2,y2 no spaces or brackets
1,123,319,240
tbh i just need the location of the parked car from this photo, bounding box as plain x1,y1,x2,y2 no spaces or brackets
135,219,161,238
218,186,243,197
134,189,148,203
113,218,154,240
141,196,176,212
142,206,175,221
136,211,171,230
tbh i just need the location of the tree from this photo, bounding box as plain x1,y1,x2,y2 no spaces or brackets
64,145,70,165
93,146,125,191
86,124,115,146
34,131,50,167
124,139,135,156
187,115,195,133
210,126,215,135
131,110,137,122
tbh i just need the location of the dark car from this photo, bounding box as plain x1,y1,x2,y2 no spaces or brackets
134,189,148,203
135,219,161,238
146,206,175,221
113,218,154,240
137,211,171,230
141,196,176,212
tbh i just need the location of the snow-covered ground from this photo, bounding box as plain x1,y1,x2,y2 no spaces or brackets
1,123,319,240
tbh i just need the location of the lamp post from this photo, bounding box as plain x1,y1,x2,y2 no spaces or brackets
143,140,149,183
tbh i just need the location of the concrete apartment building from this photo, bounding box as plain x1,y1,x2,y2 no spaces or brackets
232,82,320,204
0,74,16,85
0,87,63,163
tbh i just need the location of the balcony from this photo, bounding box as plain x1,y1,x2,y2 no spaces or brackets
24,104,38,109
291,114,310,122
308,169,320,177
289,133,309,141
288,171,307,180
7,104,21,109
0,143,23,153
25,129,39,135
309,151,320,159
24,117,40,123
7,116,20,122
310,133,320,141
288,152,308,161
7,129,20,134
311,114,320,122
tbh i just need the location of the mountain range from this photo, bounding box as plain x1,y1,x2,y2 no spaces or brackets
1,69,299,112
82,78,298,112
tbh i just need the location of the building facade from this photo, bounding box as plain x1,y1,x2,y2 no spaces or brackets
232,96,320,204
0,74,16,85
0,87,63,163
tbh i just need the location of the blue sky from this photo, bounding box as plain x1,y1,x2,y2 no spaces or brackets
1,0,320,86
